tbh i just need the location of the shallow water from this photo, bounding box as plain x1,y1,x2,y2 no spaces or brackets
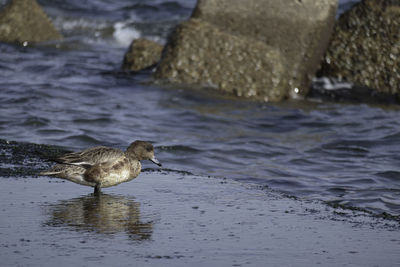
1,172,399,267
1,0,400,220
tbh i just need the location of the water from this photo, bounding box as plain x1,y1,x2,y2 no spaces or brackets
2,172,399,267
1,0,400,219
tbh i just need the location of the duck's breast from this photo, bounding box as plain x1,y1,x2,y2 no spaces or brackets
103,159,141,187
85,157,140,188
101,168,131,187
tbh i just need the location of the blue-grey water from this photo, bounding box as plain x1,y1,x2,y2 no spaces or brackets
1,0,399,218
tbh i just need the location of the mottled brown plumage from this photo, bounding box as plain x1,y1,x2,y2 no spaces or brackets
40,141,161,194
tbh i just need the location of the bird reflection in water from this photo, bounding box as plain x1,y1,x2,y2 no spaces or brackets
43,193,152,240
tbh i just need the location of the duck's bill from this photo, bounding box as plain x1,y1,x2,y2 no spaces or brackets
150,157,162,167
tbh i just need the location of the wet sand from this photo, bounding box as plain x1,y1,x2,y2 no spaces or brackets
0,170,399,267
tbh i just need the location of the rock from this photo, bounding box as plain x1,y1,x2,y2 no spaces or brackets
123,38,164,71
0,0,62,44
156,0,337,101
319,0,400,97
155,19,287,101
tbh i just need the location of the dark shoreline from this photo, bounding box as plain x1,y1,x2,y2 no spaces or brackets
1,159,399,266
1,138,399,223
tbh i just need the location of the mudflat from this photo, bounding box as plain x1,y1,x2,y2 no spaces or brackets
0,170,399,267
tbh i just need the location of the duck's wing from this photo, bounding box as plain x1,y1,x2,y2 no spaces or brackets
56,146,124,167
83,155,131,184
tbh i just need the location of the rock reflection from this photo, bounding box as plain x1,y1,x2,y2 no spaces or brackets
44,194,152,240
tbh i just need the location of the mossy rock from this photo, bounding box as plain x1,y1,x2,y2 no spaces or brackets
156,0,337,101
0,0,62,44
319,0,400,97
123,38,163,71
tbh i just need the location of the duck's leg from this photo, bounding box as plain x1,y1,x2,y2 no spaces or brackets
94,183,101,195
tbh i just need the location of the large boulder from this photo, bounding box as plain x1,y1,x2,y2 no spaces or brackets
156,0,337,101
123,38,163,71
319,0,400,96
156,19,287,101
0,0,62,44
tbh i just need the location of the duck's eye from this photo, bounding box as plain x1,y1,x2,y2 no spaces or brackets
146,146,153,152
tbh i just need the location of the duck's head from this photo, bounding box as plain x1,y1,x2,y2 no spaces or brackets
127,140,162,167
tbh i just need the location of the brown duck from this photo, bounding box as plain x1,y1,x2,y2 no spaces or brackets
40,140,161,194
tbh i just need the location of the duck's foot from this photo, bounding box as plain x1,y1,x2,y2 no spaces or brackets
94,184,101,195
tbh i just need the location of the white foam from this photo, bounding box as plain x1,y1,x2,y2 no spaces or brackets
313,77,352,91
113,22,141,47
53,17,108,33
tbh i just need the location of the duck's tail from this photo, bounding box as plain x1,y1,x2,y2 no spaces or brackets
39,161,93,176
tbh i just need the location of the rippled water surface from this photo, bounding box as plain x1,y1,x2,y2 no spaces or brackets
1,0,399,217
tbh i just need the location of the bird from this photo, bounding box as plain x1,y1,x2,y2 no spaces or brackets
40,140,161,194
